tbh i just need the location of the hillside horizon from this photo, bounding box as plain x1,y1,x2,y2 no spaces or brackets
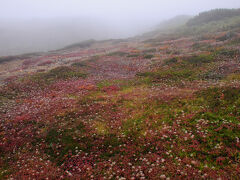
1,8,240,57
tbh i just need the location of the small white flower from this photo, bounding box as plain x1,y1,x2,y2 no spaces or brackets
160,174,166,179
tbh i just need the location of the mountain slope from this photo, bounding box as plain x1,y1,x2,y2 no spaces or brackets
1,8,240,179
142,8,240,43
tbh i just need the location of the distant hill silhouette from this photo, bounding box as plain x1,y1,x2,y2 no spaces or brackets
187,8,240,26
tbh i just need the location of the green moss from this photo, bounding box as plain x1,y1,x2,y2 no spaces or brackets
229,38,240,45
143,54,154,59
215,48,239,57
137,69,196,82
227,73,240,81
46,128,60,144
44,128,84,165
99,134,123,159
31,66,87,84
196,86,240,112
192,43,213,51
122,116,144,138
96,80,113,89
0,168,10,180
201,70,225,80
95,121,109,135
55,110,78,122
143,48,156,53
76,122,86,132
87,55,100,63
107,51,128,57
184,54,214,65
71,62,88,67
127,54,140,58
164,57,178,65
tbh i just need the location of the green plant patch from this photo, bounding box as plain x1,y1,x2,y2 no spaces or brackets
137,69,196,82
44,128,84,165
164,57,178,65
184,54,214,65
0,167,10,180
107,51,128,57
196,87,240,111
143,48,156,53
31,66,87,84
127,54,140,58
215,49,240,58
201,70,225,80
227,73,240,81
122,116,145,138
143,54,154,59
71,62,88,67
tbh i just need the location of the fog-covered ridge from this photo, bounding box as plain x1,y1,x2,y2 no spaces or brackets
1,0,239,56
0,18,138,56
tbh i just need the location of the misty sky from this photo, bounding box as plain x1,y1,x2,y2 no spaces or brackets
0,0,240,56
1,0,240,22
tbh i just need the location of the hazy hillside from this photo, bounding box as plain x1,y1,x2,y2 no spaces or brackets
141,15,192,39
143,9,240,42
1,7,240,179
0,18,154,57
156,15,192,31
0,18,116,56
187,8,240,26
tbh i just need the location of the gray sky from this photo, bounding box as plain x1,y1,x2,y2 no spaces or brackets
0,0,240,56
1,0,240,22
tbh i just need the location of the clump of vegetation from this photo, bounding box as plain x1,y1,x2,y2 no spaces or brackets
31,66,87,83
138,53,216,83
229,38,240,45
0,53,39,64
184,54,214,65
142,48,157,53
164,57,178,65
44,128,82,165
192,43,213,51
0,56,18,64
138,69,196,82
38,60,53,66
46,66,86,79
227,73,240,81
201,70,225,80
87,55,100,63
215,48,240,57
217,31,237,41
187,8,240,26
122,116,144,138
143,54,154,59
63,39,96,49
196,86,240,111
107,51,128,57
71,62,88,67
127,54,140,58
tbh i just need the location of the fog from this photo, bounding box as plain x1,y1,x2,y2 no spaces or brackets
0,0,240,56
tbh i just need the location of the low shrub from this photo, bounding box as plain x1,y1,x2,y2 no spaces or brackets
215,49,239,57
184,54,214,64
107,51,128,57
127,54,140,58
164,57,178,65
143,54,154,59
31,66,87,83
137,69,195,82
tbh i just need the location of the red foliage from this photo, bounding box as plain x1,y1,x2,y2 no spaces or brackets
102,85,120,93
38,60,54,66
